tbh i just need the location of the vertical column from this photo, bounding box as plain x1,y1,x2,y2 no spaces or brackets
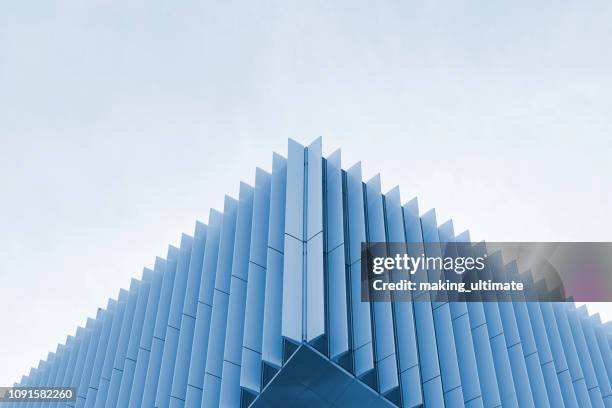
364,175,399,395
75,308,106,408
453,231,503,408
262,154,287,368
61,327,85,401
127,260,165,408
502,262,550,407
565,304,605,407
168,221,207,408
325,149,349,360
116,268,153,407
240,168,272,398
384,187,422,408
420,210,464,406
105,279,141,408
156,233,195,408
437,220,483,408
579,307,612,405
539,301,579,407
487,252,534,407
67,319,95,408
282,139,305,343
345,162,374,379
402,199,444,407
306,137,325,342
201,193,239,408
471,243,518,407
90,290,128,408
219,181,255,407
184,210,223,408
141,244,181,407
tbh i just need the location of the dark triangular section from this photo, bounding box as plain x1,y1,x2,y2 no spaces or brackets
359,368,378,391
308,334,327,355
282,339,299,365
262,362,279,389
384,386,402,407
335,350,353,372
240,388,257,408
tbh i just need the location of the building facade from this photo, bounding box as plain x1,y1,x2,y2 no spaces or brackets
8,138,612,407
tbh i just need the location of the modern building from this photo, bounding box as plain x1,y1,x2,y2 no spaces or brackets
8,138,612,407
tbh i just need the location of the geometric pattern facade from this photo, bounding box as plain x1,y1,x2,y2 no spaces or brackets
8,138,612,408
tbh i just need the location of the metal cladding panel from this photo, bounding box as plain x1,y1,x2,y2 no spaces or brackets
182,230,207,318
63,328,84,388
507,344,536,407
220,301,246,406
185,300,212,400
124,269,153,361
267,153,287,253
240,347,262,394
203,289,230,398
155,325,180,408
112,280,139,371
566,306,605,406
285,139,305,241
345,162,374,377
428,219,477,404
262,247,284,367
68,323,93,407
306,232,324,342
365,175,399,394
18,138,612,408
241,262,266,391
305,138,324,343
198,210,224,307
218,189,256,408
384,188,420,384
155,237,196,408
154,249,179,340
139,262,165,351
250,168,272,267
223,276,248,366
281,234,303,342
167,235,194,329
45,343,65,390
243,170,271,344
327,244,349,359
77,309,106,397
232,183,255,282
325,153,349,357
349,261,374,376
453,231,501,408
214,196,239,294
526,302,564,405
128,265,164,406
306,137,323,241
219,360,241,408
346,162,367,265
540,302,579,407
241,263,266,353
282,139,305,343
594,322,612,379
505,267,550,405
581,313,612,399
94,294,127,408
170,313,195,402
325,149,344,250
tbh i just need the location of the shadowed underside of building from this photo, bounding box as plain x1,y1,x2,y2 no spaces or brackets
9,138,612,408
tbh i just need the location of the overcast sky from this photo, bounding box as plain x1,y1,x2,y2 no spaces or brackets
1,0,612,386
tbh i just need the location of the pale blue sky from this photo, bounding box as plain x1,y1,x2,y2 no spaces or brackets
1,0,611,386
